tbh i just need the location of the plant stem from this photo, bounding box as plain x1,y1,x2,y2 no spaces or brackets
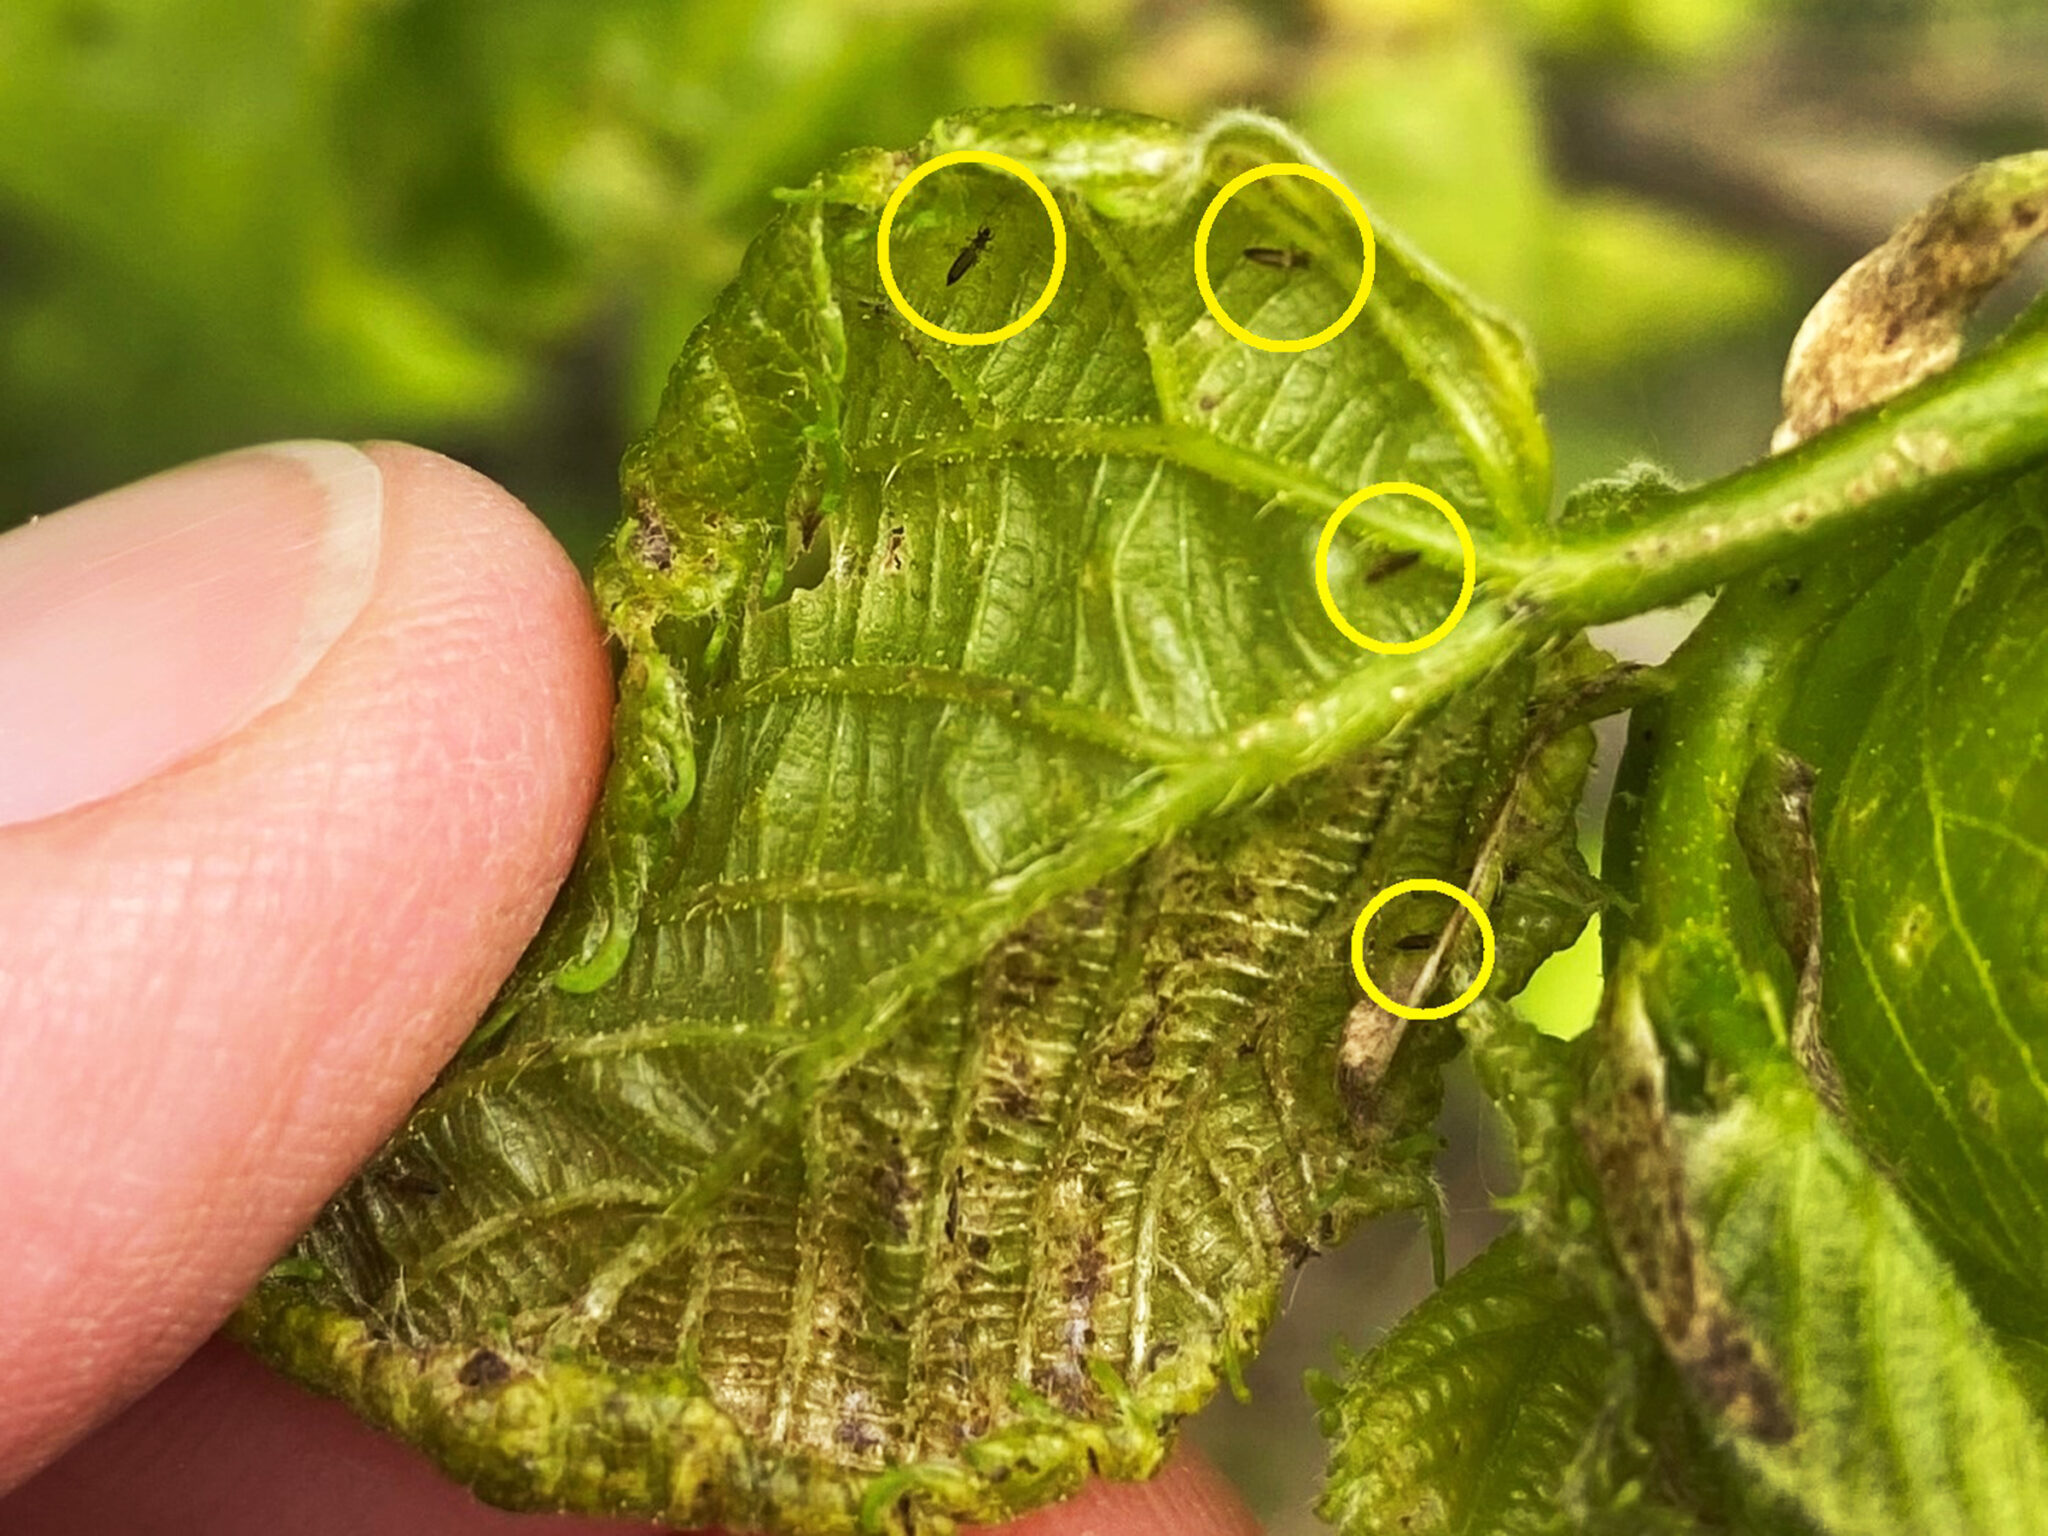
1497,320,2048,625
1597,541,1906,1070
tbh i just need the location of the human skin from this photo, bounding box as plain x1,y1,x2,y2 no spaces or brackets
0,442,1259,1535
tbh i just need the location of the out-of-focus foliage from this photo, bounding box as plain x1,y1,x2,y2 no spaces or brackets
0,0,1117,540
0,0,1801,549
1513,0,1770,56
12,0,2048,550
1295,3,1779,376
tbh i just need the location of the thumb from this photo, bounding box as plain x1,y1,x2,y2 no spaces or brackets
0,442,612,1485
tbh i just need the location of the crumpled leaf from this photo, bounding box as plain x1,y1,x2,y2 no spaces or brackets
1759,149,2048,1355
1585,515,2048,1534
1315,645,1693,1536
1568,930,2048,1536
1537,143,2048,1536
1577,554,2048,1536
237,107,1585,1533
1579,960,1792,1449
1684,1080,2048,1536
1314,1231,1732,1536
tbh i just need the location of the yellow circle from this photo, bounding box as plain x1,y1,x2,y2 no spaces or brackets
1314,482,1476,655
877,150,1067,347
1193,162,1376,353
1350,879,1496,1021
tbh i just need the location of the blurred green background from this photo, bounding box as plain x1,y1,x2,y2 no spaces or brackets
13,0,2047,555
5,0,2043,1528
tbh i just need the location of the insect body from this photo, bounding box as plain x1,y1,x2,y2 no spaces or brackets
1244,245,1310,270
1364,551,1423,584
947,225,993,285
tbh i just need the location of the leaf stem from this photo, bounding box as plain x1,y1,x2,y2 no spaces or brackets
1497,321,2048,624
1598,543,1905,1069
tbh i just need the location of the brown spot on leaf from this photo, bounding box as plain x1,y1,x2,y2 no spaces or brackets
1338,991,1416,1137
1580,964,1794,1443
633,502,674,573
1738,750,1845,1116
990,1047,1037,1120
1113,1006,1164,1072
1068,1231,1107,1305
835,1416,885,1455
456,1349,512,1389
873,1149,918,1239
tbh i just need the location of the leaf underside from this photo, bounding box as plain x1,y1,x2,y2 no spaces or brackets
1684,1084,2048,1536
238,108,1591,1533
1315,1229,1728,1536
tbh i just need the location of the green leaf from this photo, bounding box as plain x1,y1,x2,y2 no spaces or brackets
1684,1081,2048,1536
1580,516,2048,1534
1316,1231,1730,1536
1328,148,2048,1536
237,107,1577,1533
1786,468,2048,1346
1580,479,2048,1536
1567,947,2048,1536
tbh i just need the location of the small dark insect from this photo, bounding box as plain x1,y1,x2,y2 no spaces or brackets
1244,245,1310,270
456,1349,512,1389
1363,550,1423,584
1280,1233,1323,1267
1394,933,1437,952
947,225,993,285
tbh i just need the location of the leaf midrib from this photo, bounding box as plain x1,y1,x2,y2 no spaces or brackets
522,610,1527,1349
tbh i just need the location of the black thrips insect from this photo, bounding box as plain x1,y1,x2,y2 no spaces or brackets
1363,551,1423,584
1244,245,1310,270
947,225,993,285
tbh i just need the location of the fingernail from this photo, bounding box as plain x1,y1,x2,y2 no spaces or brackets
0,442,383,827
